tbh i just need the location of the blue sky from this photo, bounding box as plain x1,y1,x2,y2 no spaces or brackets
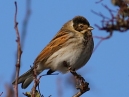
0,0,129,97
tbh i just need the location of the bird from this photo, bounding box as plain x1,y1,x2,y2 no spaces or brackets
12,16,94,89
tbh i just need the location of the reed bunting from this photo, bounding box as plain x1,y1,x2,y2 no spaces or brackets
12,16,94,89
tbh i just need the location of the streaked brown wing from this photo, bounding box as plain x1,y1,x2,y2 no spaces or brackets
34,30,72,65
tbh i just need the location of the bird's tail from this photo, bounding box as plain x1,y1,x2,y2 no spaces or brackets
12,68,40,89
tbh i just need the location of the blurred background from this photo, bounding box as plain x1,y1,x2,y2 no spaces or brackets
0,0,129,97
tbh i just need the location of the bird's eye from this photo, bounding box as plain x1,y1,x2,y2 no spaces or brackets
79,24,83,28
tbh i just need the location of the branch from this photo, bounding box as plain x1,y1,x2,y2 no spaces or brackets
63,61,89,97
93,32,112,52
14,1,22,97
92,4,129,33
5,84,14,97
31,66,38,97
95,0,103,4
21,0,31,48
92,3,129,51
57,77,63,97
0,92,3,96
72,92,83,97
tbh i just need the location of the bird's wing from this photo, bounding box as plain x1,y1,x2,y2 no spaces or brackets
33,30,72,65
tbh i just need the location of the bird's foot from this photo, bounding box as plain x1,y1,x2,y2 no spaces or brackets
63,61,90,97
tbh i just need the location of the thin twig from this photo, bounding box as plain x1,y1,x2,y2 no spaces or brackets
93,32,112,52
5,84,14,97
72,91,82,97
57,77,63,97
92,3,129,51
37,85,44,97
21,0,31,48
14,1,22,97
31,66,37,97
63,61,89,97
0,92,3,96
30,64,58,97
95,0,103,4
92,3,129,32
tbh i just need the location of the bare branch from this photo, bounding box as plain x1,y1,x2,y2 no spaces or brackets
31,66,37,97
93,32,112,52
21,0,31,48
63,61,89,97
0,92,3,96
95,0,103,4
92,3,129,33
57,77,63,97
92,2,129,51
5,84,14,97
72,91,83,97
14,1,22,97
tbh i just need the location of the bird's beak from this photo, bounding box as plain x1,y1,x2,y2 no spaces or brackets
88,26,94,30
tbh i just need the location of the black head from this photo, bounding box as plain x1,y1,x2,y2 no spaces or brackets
73,16,90,32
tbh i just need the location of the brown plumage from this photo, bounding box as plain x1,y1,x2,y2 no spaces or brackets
12,16,94,89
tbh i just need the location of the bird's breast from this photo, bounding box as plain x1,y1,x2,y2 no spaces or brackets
45,34,94,73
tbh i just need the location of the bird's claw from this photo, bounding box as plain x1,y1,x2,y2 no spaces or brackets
63,61,90,96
